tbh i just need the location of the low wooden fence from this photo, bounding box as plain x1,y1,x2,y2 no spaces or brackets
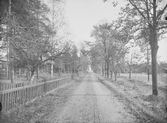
0,76,71,112
0,74,71,90
0,82,31,91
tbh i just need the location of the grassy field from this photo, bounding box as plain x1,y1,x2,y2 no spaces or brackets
120,73,167,87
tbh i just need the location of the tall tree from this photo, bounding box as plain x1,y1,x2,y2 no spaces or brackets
104,0,167,95
91,21,129,80
0,0,70,82
127,0,167,95
136,28,151,81
91,23,111,77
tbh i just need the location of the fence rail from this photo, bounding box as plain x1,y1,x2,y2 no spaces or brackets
0,82,31,91
0,76,72,112
0,74,71,90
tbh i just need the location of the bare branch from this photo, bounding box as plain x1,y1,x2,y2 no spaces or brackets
157,4,167,20
128,0,147,20
157,25,167,30
145,0,150,23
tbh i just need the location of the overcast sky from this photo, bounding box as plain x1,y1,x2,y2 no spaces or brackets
65,0,167,62
65,0,125,44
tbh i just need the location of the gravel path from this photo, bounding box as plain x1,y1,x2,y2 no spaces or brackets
1,73,144,123
48,73,135,123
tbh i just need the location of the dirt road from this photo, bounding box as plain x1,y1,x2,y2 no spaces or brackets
2,73,166,123
48,73,135,123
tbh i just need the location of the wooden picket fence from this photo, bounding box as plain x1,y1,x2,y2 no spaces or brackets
0,74,70,91
0,82,31,91
0,76,72,112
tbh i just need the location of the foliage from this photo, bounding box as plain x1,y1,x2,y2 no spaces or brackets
104,0,167,95
0,0,72,81
90,21,129,80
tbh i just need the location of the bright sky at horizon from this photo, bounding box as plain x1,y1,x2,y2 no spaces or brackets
65,0,126,47
65,0,167,62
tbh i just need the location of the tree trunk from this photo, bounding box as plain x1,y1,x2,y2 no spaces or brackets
26,69,30,80
150,41,158,95
149,20,158,95
104,62,106,77
147,68,150,81
147,43,150,82
19,68,21,78
114,71,117,81
50,62,54,78
102,63,104,75
106,60,109,78
150,0,158,96
30,70,35,83
7,64,9,79
129,65,132,79
36,67,39,79
10,65,14,83
129,52,133,79
110,70,113,80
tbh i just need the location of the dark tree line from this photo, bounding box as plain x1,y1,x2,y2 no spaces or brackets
0,0,84,82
